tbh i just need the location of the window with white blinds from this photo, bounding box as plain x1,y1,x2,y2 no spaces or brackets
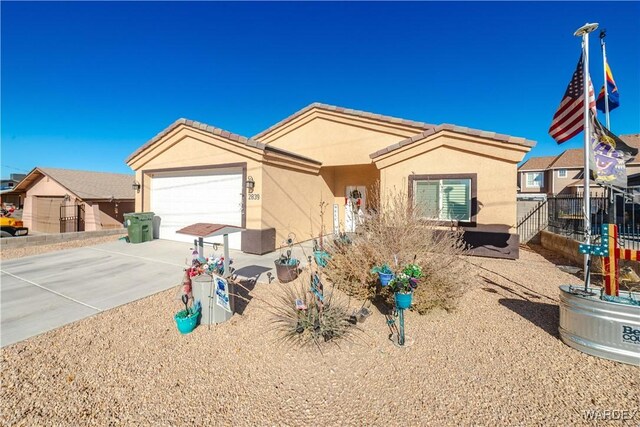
526,172,544,187
414,178,471,221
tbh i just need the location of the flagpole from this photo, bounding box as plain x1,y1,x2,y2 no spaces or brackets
600,30,610,129
574,22,598,292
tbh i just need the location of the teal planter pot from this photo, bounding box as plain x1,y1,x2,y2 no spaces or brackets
379,273,394,287
174,309,199,334
313,250,330,268
395,292,413,309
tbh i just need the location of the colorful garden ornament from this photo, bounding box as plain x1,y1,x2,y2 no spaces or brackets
579,223,640,296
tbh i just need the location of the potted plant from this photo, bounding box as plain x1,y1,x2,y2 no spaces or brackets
389,263,422,309
274,238,299,283
174,295,200,334
370,264,394,286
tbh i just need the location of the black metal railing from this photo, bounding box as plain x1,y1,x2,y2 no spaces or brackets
547,193,640,250
516,200,548,243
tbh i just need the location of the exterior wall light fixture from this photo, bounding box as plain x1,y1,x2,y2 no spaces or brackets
246,176,255,193
132,181,141,193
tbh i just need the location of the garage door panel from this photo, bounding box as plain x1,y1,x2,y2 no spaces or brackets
34,197,63,233
150,172,243,249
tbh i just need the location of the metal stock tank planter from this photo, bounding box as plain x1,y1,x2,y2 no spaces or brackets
559,286,640,365
560,223,640,365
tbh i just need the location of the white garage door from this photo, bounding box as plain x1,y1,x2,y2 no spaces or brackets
150,169,243,249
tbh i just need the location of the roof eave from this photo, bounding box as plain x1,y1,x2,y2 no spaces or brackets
253,102,433,141
126,119,266,166
370,126,536,160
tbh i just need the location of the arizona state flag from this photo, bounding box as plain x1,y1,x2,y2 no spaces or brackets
596,61,620,112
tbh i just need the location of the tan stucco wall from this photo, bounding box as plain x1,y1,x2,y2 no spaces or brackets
261,163,334,245
130,126,265,231
550,168,581,195
258,109,423,166
540,230,583,265
84,204,102,232
376,132,530,232
84,202,123,230
320,164,380,228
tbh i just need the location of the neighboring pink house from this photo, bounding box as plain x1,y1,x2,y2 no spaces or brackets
14,167,135,233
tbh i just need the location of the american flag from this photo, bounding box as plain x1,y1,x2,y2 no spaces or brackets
548,55,596,144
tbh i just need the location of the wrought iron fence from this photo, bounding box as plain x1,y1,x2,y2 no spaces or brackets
60,203,85,233
547,193,640,250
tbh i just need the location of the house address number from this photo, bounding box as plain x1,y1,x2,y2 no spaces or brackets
248,193,260,200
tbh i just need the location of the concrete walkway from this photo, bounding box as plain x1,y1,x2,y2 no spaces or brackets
1,238,316,347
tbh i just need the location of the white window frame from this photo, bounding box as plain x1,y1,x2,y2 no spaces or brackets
413,178,472,222
557,169,567,178
525,172,544,188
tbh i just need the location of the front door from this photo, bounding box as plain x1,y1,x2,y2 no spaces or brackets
345,186,366,233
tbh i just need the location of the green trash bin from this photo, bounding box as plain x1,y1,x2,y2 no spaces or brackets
123,213,143,244
138,212,155,242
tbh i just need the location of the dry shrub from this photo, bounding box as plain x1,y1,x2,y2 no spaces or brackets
324,185,473,313
270,269,358,349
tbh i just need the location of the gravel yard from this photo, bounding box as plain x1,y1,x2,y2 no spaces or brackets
1,247,638,426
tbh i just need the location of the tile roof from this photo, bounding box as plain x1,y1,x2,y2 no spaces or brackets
518,155,557,171
252,102,435,140
621,133,640,151
126,118,321,166
16,167,135,200
370,124,536,159
548,148,584,169
518,134,640,173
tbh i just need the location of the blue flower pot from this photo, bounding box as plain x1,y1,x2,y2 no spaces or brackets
379,272,394,287
175,309,199,334
395,292,413,309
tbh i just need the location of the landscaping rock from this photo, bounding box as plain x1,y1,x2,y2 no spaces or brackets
1,247,638,426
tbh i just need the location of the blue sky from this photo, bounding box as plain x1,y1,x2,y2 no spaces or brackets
2,1,639,178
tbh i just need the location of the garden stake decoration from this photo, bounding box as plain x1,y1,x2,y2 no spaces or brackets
579,223,640,297
181,294,189,313
313,239,330,268
387,259,422,347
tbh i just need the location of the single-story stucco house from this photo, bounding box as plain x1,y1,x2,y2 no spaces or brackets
126,103,535,258
14,167,135,233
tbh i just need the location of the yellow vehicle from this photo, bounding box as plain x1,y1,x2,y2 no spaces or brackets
0,216,28,237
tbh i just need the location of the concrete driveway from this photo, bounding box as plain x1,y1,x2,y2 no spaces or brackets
1,238,314,347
